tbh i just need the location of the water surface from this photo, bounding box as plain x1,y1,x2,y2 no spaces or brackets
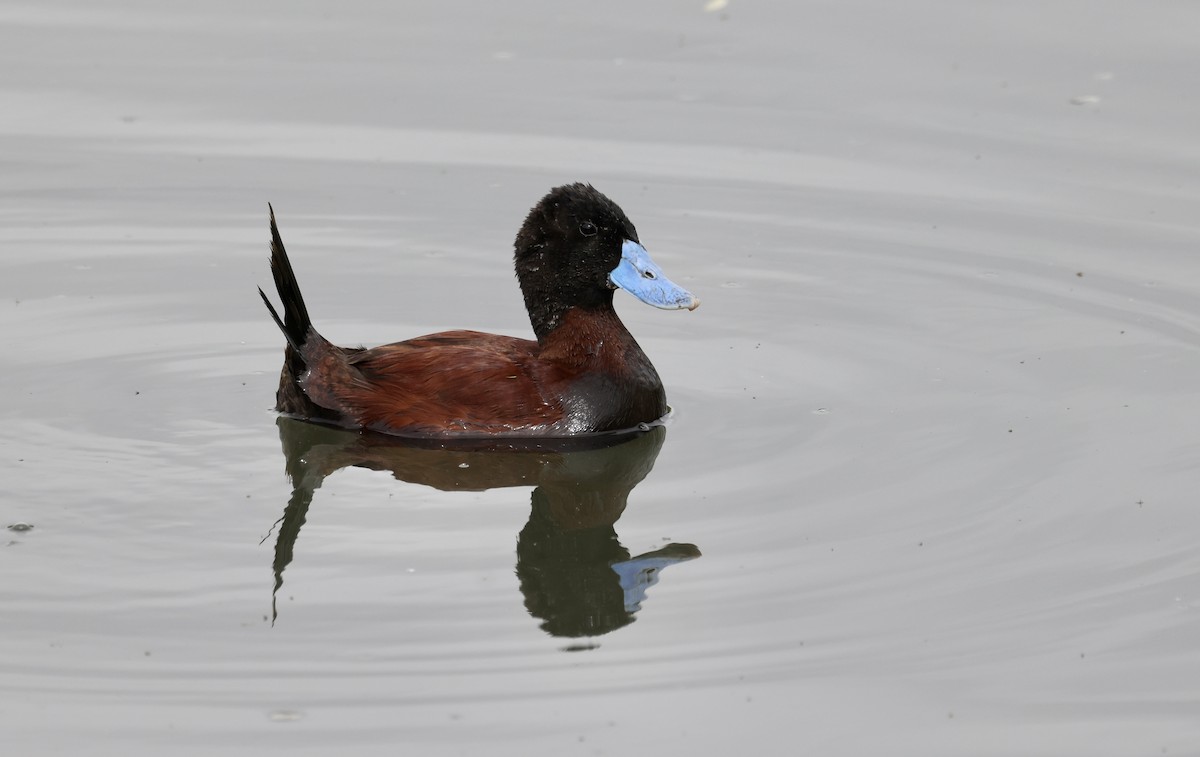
3,2,1200,755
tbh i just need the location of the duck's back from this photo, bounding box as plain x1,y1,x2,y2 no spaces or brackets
278,330,548,436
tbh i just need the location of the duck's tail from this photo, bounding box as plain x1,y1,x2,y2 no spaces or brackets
259,204,313,351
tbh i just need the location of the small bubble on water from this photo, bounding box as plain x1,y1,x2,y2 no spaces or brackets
812,408,830,415
1069,94,1101,106
457,462,470,468
268,710,304,722
7,523,33,532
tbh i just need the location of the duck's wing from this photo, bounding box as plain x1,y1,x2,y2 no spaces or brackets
300,330,566,436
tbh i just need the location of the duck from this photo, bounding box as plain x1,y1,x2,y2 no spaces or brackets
259,183,699,439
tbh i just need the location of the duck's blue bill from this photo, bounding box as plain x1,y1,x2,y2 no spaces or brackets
609,240,700,311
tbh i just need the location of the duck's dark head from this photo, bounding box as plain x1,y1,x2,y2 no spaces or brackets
514,183,699,341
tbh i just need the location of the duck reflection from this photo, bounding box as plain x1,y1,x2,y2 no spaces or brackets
266,418,700,638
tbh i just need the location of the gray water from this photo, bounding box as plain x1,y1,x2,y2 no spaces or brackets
3,2,1200,755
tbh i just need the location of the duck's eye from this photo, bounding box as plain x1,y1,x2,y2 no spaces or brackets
579,221,597,237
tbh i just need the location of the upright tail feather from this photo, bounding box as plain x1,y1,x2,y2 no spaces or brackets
260,204,313,351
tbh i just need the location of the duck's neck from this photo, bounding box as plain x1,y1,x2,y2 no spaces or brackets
526,285,616,343
537,305,638,366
